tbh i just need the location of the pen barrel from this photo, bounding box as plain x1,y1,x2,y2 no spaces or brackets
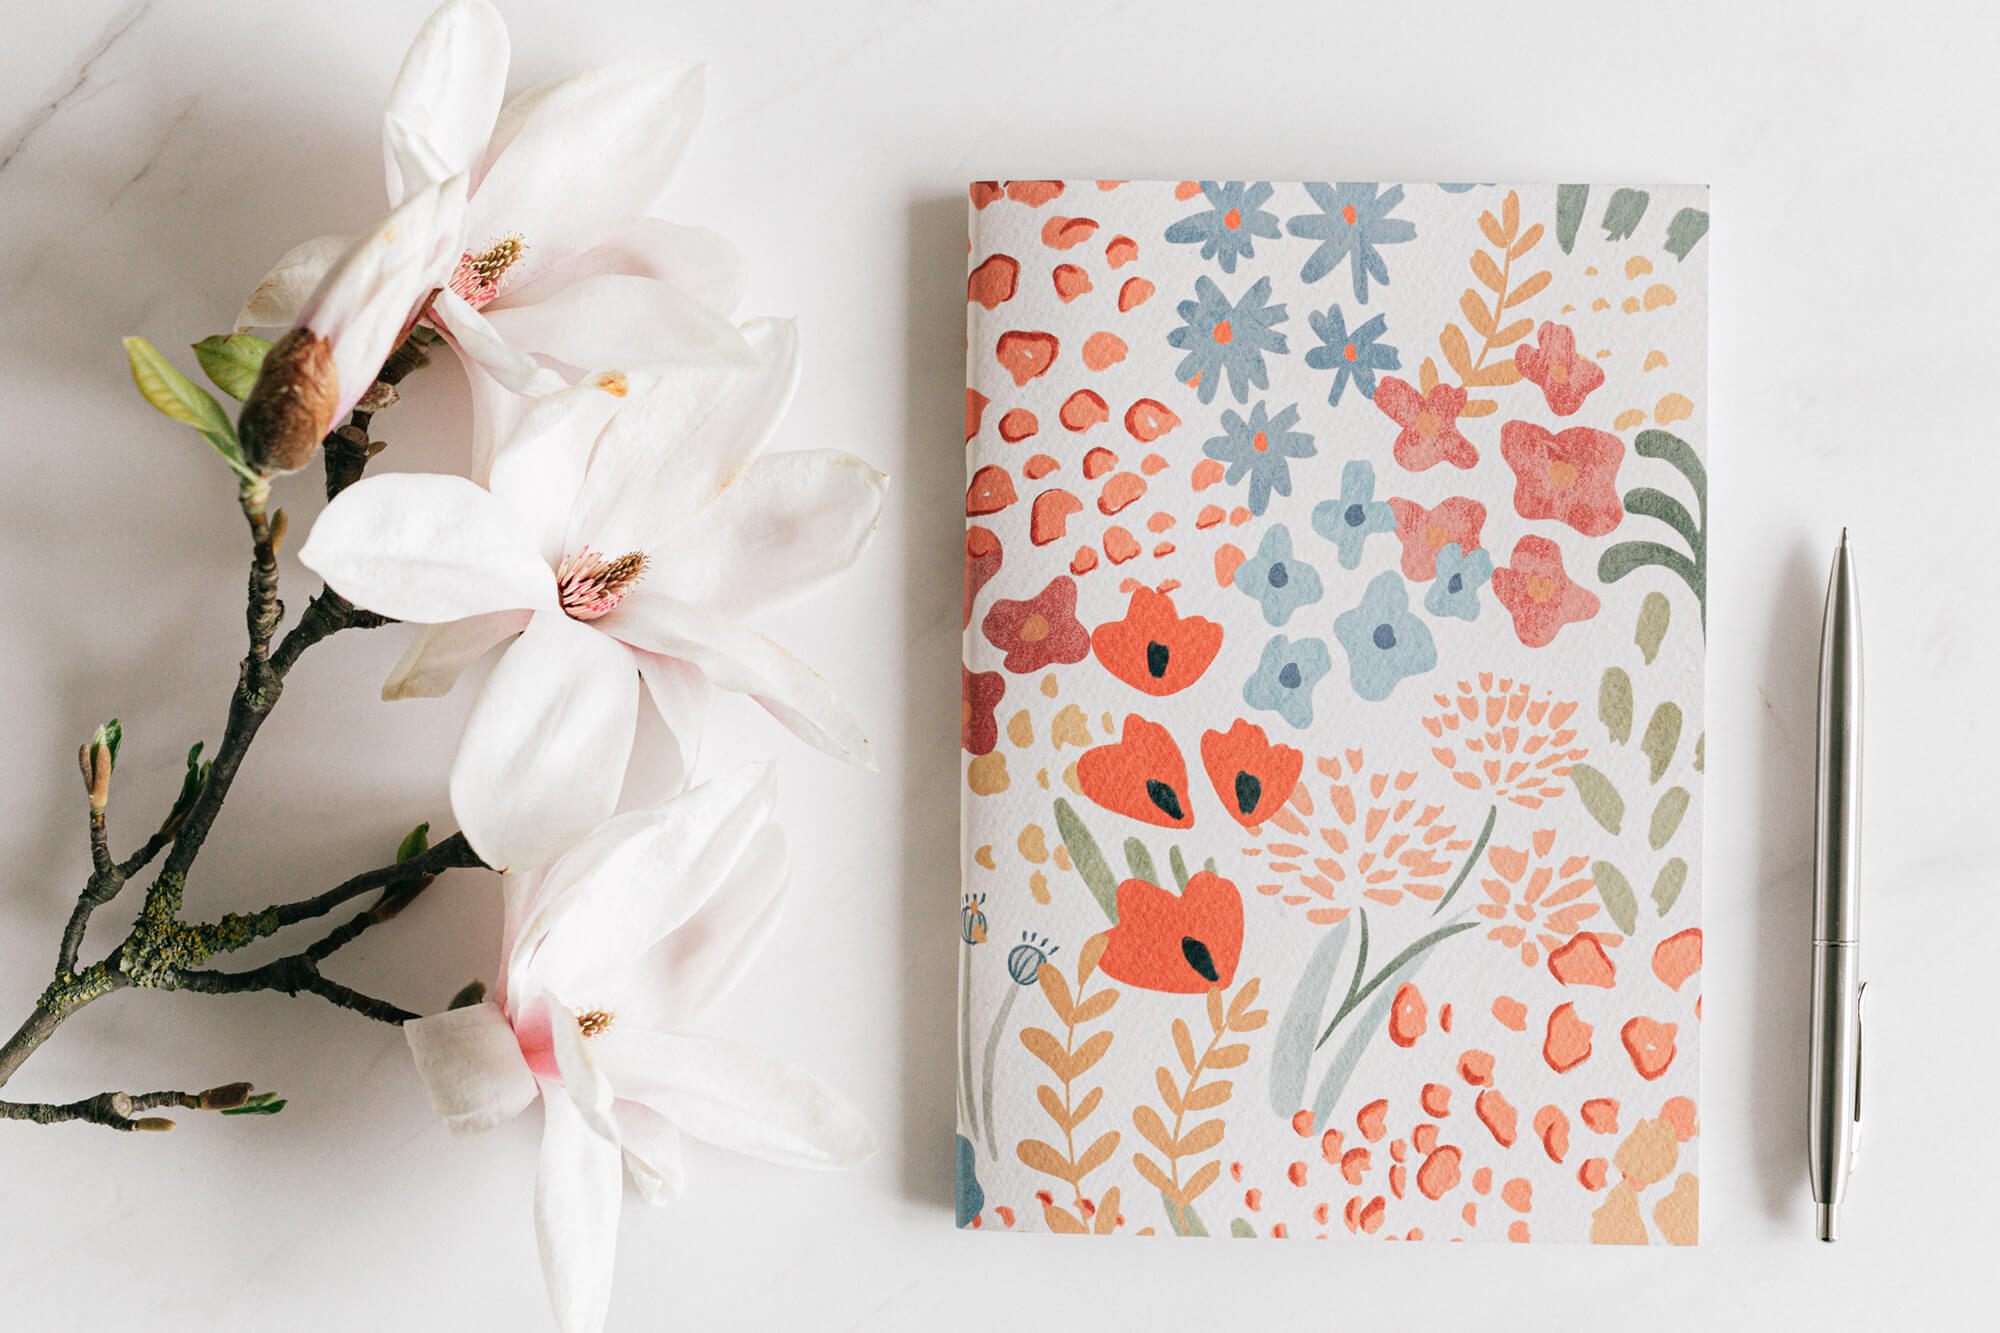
1813,541,1862,943
1806,941,1862,1212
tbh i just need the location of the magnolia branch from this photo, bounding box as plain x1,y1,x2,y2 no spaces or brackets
0,334,484,1119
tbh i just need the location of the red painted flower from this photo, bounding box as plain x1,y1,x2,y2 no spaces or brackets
1513,321,1605,416
1387,496,1486,580
1500,421,1625,536
962,665,1004,755
1098,871,1244,993
1492,536,1601,648
981,575,1091,673
1077,714,1194,828
1200,719,1303,828
1374,376,1477,471
1091,586,1224,696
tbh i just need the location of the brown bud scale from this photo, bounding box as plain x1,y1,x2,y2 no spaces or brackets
239,328,338,475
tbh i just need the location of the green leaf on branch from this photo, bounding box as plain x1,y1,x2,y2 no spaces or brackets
396,822,432,863
1650,786,1691,849
122,336,256,479
1599,668,1633,743
1569,763,1625,834
1052,798,1119,922
1652,857,1689,915
92,719,122,770
1640,703,1684,783
219,1091,287,1116
191,333,272,401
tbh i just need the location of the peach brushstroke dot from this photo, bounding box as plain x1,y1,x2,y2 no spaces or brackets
1022,454,1059,480
1578,1157,1609,1190
1145,511,1174,533
1288,1161,1309,1187
1388,983,1428,1047
1543,1003,1593,1072
1103,526,1140,564
1621,1017,1678,1080
1052,263,1092,303
1069,547,1097,576
1457,1050,1495,1087
1082,331,1128,370
1041,215,1099,250
1660,1096,1699,1142
1652,928,1703,991
1420,1083,1452,1117
1139,452,1169,475
1412,1123,1438,1155
966,388,988,441
1119,277,1155,312
1105,235,1139,267
1059,388,1109,433
1502,1178,1532,1214
1191,458,1226,491
1461,1201,1478,1226
1507,1221,1530,1243
1533,1105,1570,1163
1291,1110,1315,1137
1475,1089,1518,1147
1229,507,1252,526
1029,489,1081,544
1492,996,1527,1031
1581,1098,1620,1134
1004,180,1063,206
965,465,1016,516
1124,398,1179,442
1173,181,1203,200
969,181,1003,209
1440,1003,1453,1033
1214,543,1246,587
1548,932,1617,988
1319,1127,1344,1163
995,330,1058,386
1341,1148,1370,1184
1472,1167,1492,1195
998,408,1037,443
1082,446,1118,479
1097,472,1145,515
1389,1164,1406,1199
967,253,1019,309
1357,1099,1389,1142
1150,541,1174,558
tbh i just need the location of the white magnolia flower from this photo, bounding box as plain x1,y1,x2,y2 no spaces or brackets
296,318,885,871
405,766,875,1333
238,0,748,470
238,176,467,473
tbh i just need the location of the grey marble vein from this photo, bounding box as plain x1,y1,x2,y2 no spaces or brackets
0,1,151,175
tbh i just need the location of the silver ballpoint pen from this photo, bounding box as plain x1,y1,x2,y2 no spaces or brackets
1808,529,1865,1242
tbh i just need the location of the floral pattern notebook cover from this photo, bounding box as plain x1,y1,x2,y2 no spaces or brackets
957,181,1709,1243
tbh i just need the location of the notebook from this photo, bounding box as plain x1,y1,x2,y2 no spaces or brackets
959,181,1707,1243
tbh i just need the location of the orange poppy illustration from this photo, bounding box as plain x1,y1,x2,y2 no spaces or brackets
1097,871,1244,993
1090,586,1224,696
1200,719,1304,828
1077,714,1195,827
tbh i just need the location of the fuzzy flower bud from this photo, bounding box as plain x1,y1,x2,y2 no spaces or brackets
198,1081,255,1111
239,329,339,475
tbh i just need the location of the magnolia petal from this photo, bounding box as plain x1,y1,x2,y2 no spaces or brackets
546,1000,619,1144
610,820,788,1032
510,765,777,996
645,450,886,617
298,473,555,623
535,1081,624,1333
234,234,351,332
459,344,537,485
382,610,533,700
300,176,469,420
382,0,510,204
594,1031,877,1171
498,866,547,1008
483,273,750,380
564,318,799,557
450,612,639,871
431,285,571,396
488,373,638,562
599,594,873,769
615,1101,686,1206
633,651,711,797
403,1001,539,1137
495,218,748,319
469,60,705,283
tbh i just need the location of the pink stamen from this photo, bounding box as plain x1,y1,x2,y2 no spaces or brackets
556,547,648,621
449,234,526,310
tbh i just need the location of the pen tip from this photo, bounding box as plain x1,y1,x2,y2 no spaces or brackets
1816,1203,1839,1242
1839,526,1849,548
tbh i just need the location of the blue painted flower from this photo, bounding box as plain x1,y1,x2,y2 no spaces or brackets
1006,932,1056,985
1243,633,1332,729
1304,304,1399,406
1203,401,1314,515
1234,525,1323,627
1286,182,1417,302
1311,460,1398,570
1165,181,1282,274
1333,571,1437,702
1424,542,1493,621
1168,275,1288,404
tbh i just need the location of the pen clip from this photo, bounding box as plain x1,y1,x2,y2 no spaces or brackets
1851,981,1868,1163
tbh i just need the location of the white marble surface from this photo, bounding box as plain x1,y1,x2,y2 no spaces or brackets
0,1,1995,1328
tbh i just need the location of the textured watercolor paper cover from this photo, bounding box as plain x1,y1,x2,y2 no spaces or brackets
957,181,1708,1243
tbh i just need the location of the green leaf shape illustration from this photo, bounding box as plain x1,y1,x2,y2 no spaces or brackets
1602,188,1650,242
1592,859,1638,933
1664,207,1709,260
1650,786,1691,850
1652,858,1689,915
1556,184,1590,252
1641,702,1684,783
1600,668,1633,743
1124,837,1157,887
1570,763,1625,834
1600,431,1707,632
1053,798,1118,921
1636,591,1671,664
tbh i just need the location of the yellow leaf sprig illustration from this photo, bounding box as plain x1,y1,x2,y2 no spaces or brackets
1015,935,1123,1233
1424,189,1550,418
1131,978,1267,1234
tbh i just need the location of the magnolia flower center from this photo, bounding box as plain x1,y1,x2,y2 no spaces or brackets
556,547,649,621
575,1007,615,1039
449,234,527,309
